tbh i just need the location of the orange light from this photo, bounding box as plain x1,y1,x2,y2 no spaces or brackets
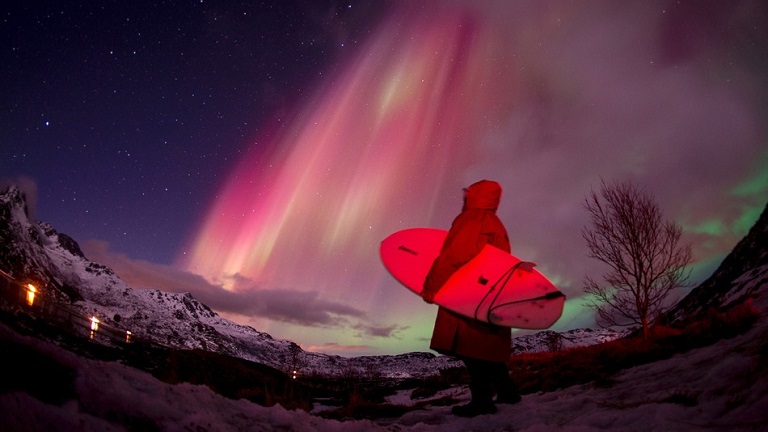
26,284,37,306
89,316,101,340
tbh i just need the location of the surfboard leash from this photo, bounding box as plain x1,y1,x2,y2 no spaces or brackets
474,261,528,322
490,290,566,308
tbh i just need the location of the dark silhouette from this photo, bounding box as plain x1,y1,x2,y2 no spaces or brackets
582,179,692,339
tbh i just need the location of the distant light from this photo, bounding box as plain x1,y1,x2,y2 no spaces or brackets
26,284,37,306
90,316,100,331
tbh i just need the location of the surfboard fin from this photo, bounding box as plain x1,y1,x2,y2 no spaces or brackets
518,261,537,272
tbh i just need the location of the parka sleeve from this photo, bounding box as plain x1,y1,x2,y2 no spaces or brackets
423,210,489,295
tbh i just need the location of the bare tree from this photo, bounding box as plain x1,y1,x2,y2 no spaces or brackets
582,180,692,339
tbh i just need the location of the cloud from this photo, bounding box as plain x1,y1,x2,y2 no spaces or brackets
459,0,768,299
236,288,366,328
82,239,366,329
352,322,409,339
302,342,372,354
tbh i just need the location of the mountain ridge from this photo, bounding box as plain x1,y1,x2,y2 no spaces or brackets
2,184,764,379
0,185,462,377
667,200,768,322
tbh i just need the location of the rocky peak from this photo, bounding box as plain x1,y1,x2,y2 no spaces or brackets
668,200,768,321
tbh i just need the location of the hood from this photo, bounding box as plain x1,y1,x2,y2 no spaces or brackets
463,180,502,211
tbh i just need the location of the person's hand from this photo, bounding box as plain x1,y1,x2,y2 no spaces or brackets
421,290,436,304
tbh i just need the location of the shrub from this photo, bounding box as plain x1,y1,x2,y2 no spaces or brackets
508,301,759,395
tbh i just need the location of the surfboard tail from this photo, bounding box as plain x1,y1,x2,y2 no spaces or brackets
487,291,566,329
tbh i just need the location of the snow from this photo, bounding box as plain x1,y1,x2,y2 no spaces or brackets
2,185,767,430
2,287,767,431
511,328,630,355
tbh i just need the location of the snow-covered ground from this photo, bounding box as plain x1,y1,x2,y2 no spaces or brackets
2,186,767,430
2,286,766,432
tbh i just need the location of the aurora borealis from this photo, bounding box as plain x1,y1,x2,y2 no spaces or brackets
3,1,767,356
178,4,506,351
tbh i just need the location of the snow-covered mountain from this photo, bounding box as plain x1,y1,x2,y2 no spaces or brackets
511,328,631,355
0,185,466,378
2,184,764,380
2,185,767,431
667,201,768,322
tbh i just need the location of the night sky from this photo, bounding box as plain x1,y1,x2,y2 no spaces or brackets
3,0,767,356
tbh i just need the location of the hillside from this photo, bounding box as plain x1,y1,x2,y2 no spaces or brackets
0,185,467,377
668,201,768,321
2,184,767,429
0,184,633,377
2,243,766,430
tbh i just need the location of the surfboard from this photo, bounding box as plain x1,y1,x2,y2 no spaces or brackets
380,227,565,329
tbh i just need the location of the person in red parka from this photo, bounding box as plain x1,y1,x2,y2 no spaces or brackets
422,179,521,417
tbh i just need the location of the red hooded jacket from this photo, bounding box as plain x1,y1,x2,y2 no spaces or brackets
423,180,512,362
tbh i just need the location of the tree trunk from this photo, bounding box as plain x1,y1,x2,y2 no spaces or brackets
642,315,650,340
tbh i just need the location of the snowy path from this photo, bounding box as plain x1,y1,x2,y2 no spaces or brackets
2,309,767,432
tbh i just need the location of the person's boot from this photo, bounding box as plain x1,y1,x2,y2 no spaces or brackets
496,380,521,404
495,366,522,404
453,379,496,417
